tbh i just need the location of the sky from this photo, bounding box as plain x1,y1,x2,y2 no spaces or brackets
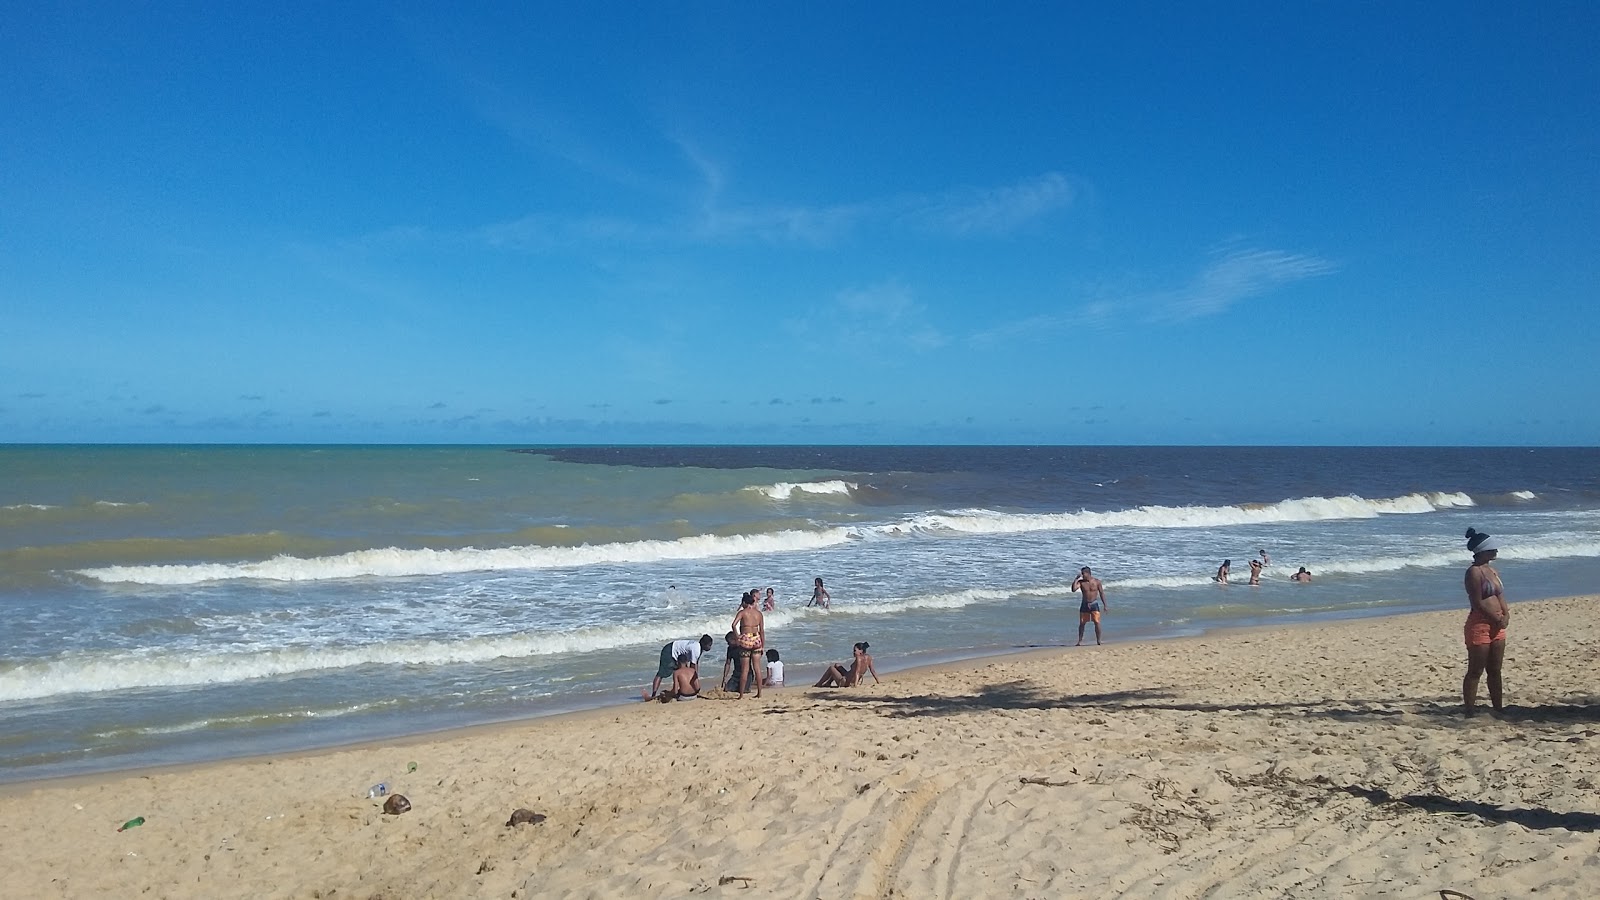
2,2,1597,445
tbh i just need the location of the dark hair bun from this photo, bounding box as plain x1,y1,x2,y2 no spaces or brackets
1466,528,1480,540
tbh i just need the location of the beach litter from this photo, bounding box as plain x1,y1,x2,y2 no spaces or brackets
382,794,411,815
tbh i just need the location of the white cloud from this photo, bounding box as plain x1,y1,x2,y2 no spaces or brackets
1159,246,1337,321
379,171,1077,253
971,245,1337,344
904,173,1075,236
786,281,947,356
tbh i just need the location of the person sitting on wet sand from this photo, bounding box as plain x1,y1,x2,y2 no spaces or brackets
657,654,700,701
1290,567,1312,583
764,648,783,687
814,642,879,687
650,634,713,699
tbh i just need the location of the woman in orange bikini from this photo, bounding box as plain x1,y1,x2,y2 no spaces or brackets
1462,528,1509,714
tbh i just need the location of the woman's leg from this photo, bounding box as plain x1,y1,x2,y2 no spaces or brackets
1485,639,1506,711
1463,643,1489,711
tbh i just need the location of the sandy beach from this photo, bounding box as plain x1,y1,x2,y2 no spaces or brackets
4,596,1598,899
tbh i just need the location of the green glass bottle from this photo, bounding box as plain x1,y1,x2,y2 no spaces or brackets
118,816,145,832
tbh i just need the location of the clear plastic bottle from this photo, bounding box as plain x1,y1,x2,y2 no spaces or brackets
366,782,388,799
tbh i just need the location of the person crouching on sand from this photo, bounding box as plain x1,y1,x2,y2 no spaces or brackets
650,635,713,699
815,642,879,687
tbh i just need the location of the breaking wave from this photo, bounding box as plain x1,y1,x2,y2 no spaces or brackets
78,528,854,585
893,492,1476,536
746,480,857,501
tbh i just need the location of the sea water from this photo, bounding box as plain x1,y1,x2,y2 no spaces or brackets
2,445,1597,782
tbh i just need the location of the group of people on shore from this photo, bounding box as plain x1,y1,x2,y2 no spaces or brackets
1212,550,1311,585
647,577,870,702
654,529,1511,718
1081,528,1514,717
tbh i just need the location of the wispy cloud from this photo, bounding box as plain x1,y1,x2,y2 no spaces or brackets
972,245,1336,345
1156,246,1337,321
786,281,947,356
903,173,1075,236
347,171,1075,254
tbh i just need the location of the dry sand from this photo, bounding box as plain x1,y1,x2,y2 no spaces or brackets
4,596,1599,899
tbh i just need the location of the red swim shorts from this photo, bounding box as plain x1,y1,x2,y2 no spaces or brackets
1464,609,1506,647
1079,610,1101,625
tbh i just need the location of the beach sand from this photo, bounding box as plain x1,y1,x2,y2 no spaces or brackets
4,596,1598,899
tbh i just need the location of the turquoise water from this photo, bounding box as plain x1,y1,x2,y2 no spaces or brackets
2,444,1597,781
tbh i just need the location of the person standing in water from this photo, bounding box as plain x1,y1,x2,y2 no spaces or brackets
1463,528,1509,714
1214,559,1231,584
1248,558,1263,585
807,577,831,609
1071,566,1108,646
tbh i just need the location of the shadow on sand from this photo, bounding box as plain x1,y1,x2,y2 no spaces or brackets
803,681,1600,727
1331,784,1600,833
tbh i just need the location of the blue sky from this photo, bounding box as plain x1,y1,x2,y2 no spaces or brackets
3,3,1596,445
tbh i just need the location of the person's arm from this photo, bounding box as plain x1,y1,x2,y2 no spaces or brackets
1096,581,1106,608
866,658,880,685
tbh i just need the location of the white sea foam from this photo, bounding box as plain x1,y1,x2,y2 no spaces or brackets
1106,536,1600,590
74,490,1489,586
0,613,756,701
894,491,1476,536
77,528,855,585
747,480,857,501
2,503,57,511
1512,491,1538,500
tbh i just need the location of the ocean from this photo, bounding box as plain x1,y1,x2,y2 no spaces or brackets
2,445,1597,783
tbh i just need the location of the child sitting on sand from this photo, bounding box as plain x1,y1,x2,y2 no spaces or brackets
657,654,700,701
764,648,783,687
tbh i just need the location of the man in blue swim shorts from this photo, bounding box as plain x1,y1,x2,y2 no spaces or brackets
1072,566,1108,646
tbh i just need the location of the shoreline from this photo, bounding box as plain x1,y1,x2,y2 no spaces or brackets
0,592,1567,796
3,594,1596,897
